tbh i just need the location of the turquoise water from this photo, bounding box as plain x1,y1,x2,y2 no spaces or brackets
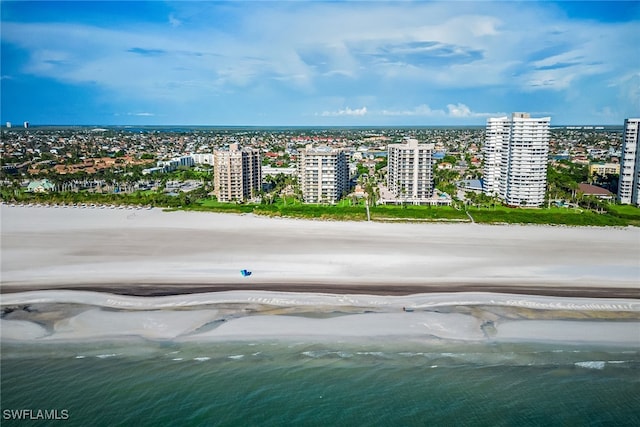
2,341,639,426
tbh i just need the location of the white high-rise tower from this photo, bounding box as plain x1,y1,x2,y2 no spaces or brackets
617,118,640,206
298,145,349,204
483,113,550,207
387,138,435,203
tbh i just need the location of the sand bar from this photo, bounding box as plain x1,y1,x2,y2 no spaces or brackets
2,290,638,345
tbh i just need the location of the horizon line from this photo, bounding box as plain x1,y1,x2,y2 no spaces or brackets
1,123,626,129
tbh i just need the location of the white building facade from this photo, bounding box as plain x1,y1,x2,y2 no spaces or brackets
483,113,550,207
387,138,435,203
298,145,349,203
191,153,214,166
213,144,261,202
617,118,640,206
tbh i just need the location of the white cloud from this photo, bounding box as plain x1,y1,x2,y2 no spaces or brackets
168,14,182,28
447,103,473,117
382,104,444,116
381,104,501,118
319,107,367,117
128,112,154,117
2,1,638,123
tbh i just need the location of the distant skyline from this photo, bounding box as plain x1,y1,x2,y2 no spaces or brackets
1,1,639,126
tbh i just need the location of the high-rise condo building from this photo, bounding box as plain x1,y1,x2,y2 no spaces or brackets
483,112,550,207
298,145,349,203
617,118,640,206
387,138,435,203
213,143,261,202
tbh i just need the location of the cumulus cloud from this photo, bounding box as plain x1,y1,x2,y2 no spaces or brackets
382,104,444,116
319,107,367,117
1,1,637,123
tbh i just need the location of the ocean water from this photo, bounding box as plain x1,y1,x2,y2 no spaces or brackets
2,340,639,426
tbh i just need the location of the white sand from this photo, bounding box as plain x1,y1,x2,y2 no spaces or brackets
1,205,639,288
49,308,219,341
2,290,638,312
180,312,485,341
0,319,49,340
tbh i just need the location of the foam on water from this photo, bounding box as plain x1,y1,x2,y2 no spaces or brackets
228,354,244,360
575,361,606,369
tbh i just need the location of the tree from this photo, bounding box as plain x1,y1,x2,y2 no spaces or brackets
362,175,380,221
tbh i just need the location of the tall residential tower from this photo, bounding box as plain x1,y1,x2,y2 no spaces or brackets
213,143,261,202
483,112,550,207
387,138,435,204
298,145,349,203
617,118,640,206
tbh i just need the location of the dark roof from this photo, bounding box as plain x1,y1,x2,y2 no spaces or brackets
578,183,612,196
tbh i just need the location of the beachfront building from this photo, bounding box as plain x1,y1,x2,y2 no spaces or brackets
386,138,435,204
617,118,640,206
298,145,349,203
483,112,550,207
27,178,55,193
213,143,261,202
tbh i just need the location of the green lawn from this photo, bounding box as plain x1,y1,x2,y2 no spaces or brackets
607,204,640,217
186,198,255,213
371,205,468,221
468,206,629,226
187,198,468,222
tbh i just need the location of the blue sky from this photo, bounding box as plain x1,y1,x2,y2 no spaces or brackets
1,1,639,126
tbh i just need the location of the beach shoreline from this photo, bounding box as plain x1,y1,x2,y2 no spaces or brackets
2,205,639,347
2,282,639,299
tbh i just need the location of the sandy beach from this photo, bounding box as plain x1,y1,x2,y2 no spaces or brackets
1,205,639,346
1,205,639,294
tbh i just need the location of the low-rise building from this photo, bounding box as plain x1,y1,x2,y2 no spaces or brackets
27,179,55,193
589,162,620,177
578,183,614,200
262,166,297,177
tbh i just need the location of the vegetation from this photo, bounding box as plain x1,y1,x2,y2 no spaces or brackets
3,185,638,226
605,204,640,226
547,161,588,202
468,206,628,226
433,167,459,197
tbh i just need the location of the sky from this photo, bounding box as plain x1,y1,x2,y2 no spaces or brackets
1,1,639,126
